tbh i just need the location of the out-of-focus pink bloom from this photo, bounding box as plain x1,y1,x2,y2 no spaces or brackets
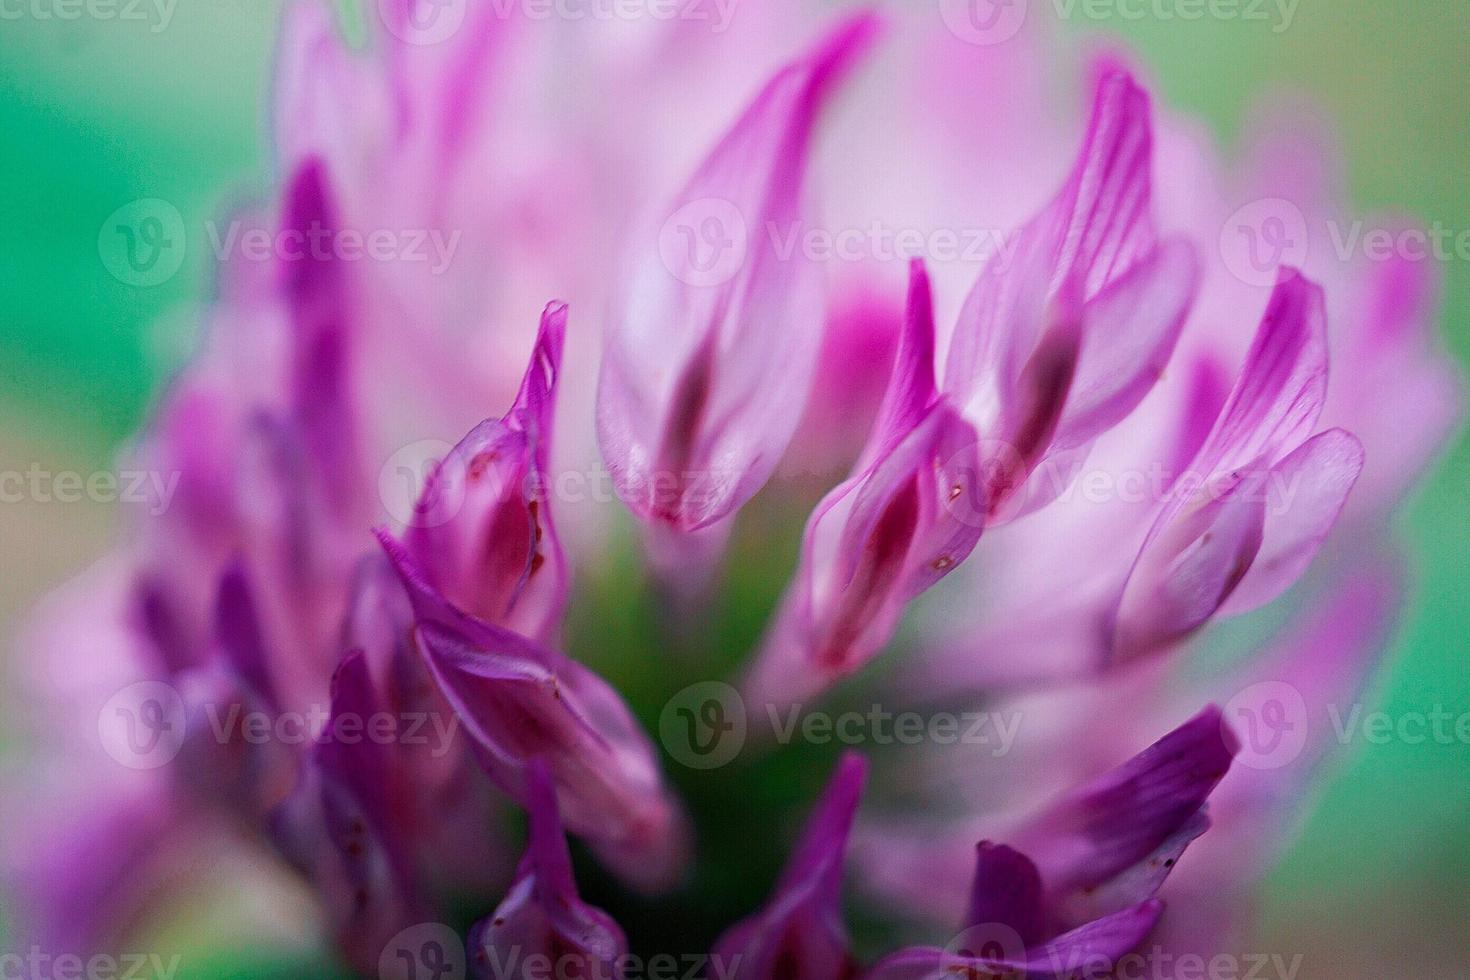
271,651,422,973
378,532,688,892
468,761,627,980
745,261,980,707
596,14,877,544
1323,251,1461,521
1112,269,1364,661
713,752,867,979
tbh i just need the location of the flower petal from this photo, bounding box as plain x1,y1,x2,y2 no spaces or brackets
745,263,981,706
378,532,688,892
597,13,878,533
468,761,627,980
1011,706,1237,910
1216,427,1363,616
713,752,866,980
404,303,569,643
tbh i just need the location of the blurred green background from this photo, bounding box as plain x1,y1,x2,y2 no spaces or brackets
1,0,1467,976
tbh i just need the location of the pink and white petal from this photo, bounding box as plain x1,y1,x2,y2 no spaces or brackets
1193,268,1328,477
597,14,878,531
1114,482,1268,660
1051,238,1199,452
1216,427,1363,617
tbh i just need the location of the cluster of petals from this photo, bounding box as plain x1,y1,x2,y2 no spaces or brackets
3,1,1459,977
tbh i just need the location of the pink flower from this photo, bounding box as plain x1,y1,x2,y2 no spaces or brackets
4,2,1458,974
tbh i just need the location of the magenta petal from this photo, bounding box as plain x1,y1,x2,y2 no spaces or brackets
864,901,1163,980
745,264,981,706
713,752,866,980
860,258,941,469
405,303,569,643
963,842,1046,946
1193,268,1328,477
944,67,1155,417
1113,268,1344,660
1114,481,1268,657
280,157,360,507
943,69,1183,522
1050,238,1198,452
468,762,627,980
213,560,279,712
1012,707,1237,907
271,650,419,974
378,532,688,892
597,14,878,535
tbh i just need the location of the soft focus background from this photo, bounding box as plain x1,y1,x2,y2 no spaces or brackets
2,1,1467,976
